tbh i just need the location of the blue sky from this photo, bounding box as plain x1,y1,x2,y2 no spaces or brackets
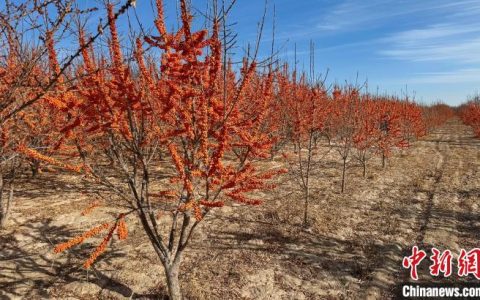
212,0,480,106
7,0,479,106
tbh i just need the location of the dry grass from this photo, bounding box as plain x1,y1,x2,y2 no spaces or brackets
1,119,480,299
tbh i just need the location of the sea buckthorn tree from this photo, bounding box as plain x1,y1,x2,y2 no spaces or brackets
20,1,285,298
460,99,480,136
266,64,296,160
0,0,116,228
352,96,381,178
330,86,361,193
286,71,328,226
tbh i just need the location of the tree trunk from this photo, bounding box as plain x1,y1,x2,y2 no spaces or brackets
303,132,314,227
303,187,309,227
362,160,367,178
31,160,40,178
323,133,331,146
139,209,185,300
2,181,13,228
1,168,15,229
382,152,386,168
341,157,347,193
0,173,5,229
165,262,182,300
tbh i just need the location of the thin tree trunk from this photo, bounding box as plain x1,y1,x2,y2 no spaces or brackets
303,186,309,227
141,209,184,300
326,134,331,146
382,152,386,168
303,132,314,227
31,160,40,178
361,152,367,178
0,173,5,229
341,157,347,193
165,262,182,300
0,163,13,229
2,181,14,228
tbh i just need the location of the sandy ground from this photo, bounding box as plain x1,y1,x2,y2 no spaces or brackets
1,118,479,300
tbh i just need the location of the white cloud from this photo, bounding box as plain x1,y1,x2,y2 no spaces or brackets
410,68,480,84
381,38,480,63
389,24,480,43
379,22,480,63
315,0,480,32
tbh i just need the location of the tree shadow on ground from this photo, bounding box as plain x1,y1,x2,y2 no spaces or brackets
193,223,403,297
0,218,161,299
196,186,480,299
13,172,111,200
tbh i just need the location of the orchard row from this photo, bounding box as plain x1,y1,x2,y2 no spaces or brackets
460,99,480,137
0,1,462,298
